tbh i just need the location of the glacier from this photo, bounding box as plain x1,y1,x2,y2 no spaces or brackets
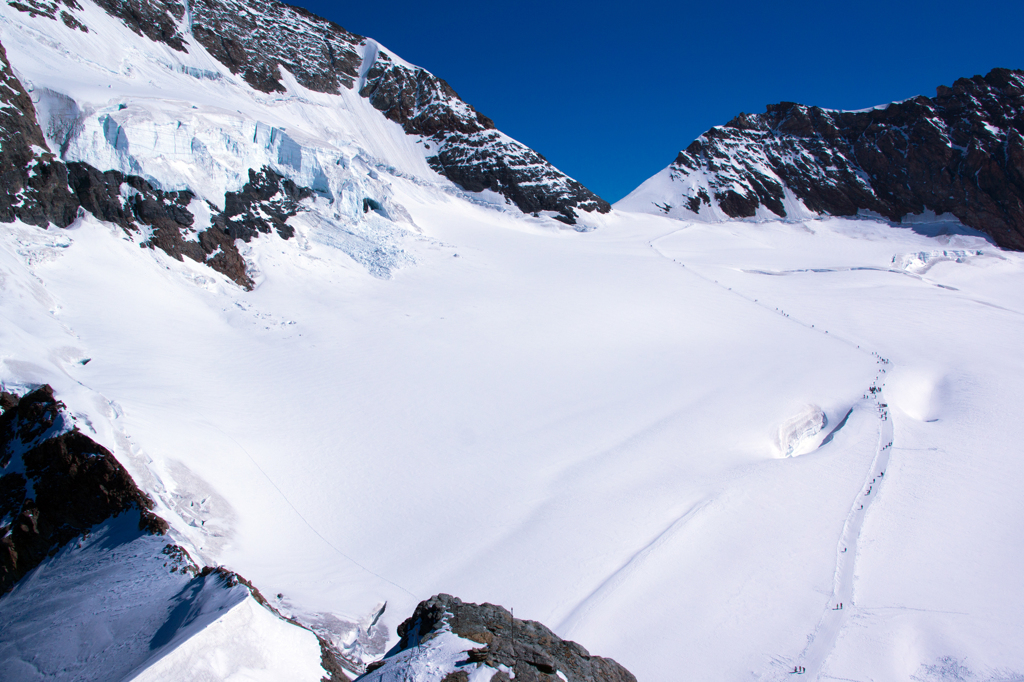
1,0,1024,681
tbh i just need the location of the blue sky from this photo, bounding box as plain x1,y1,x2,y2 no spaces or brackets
293,0,1024,203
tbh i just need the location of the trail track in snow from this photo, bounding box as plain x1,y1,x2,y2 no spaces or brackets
648,227,897,680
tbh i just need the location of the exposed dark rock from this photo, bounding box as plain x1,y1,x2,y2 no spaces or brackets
0,385,166,595
320,638,355,682
189,0,363,94
90,0,186,51
214,166,314,242
0,41,79,229
65,162,255,289
359,51,495,138
661,68,1024,249
380,593,636,682
427,131,611,225
64,162,317,289
0,393,18,414
8,0,88,31
360,50,609,224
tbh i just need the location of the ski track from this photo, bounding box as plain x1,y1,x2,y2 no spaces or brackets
206,422,418,599
556,498,713,638
649,228,897,680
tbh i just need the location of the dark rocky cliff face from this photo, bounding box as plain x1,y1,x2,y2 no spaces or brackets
655,68,1024,249
363,593,636,682
359,50,610,224
11,0,608,224
0,386,167,594
188,0,364,94
0,41,78,229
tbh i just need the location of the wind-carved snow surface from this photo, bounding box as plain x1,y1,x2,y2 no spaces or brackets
773,405,828,457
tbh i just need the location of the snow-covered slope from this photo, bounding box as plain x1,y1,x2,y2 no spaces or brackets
2,1,1024,681
4,190,1024,680
0,513,328,681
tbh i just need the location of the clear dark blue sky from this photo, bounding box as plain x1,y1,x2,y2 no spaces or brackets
292,0,1024,203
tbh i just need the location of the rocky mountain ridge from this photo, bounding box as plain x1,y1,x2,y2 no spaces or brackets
622,68,1024,249
8,0,608,225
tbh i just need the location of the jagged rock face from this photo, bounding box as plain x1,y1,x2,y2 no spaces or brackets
92,0,187,50
189,0,364,94
359,51,495,138
389,594,636,682
65,162,253,287
427,130,611,224
217,166,315,241
0,41,79,229
70,163,317,288
361,50,610,224
646,68,1024,249
66,162,320,289
0,386,167,594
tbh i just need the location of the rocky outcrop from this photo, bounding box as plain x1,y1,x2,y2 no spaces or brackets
65,162,318,288
215,166,314,242
92,0,187,50
188,0,364,94
0,385,167,594
365,593,636,682
0,41,79,229
629,68,1024,249
65,162,319,289
65,162,250,287
360,50,610,224
7,0,88,32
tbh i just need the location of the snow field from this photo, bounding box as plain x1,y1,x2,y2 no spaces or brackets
1,1,1023,679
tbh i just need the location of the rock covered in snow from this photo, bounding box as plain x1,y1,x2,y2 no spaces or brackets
0,385,167,594
360,49,610,224
362,593,636,682
0,41,78,229
621,68,1024,249
188,0,364,94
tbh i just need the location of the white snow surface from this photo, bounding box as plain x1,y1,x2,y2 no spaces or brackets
0,514,325,682
1,3,1024,681
360,629,501,682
